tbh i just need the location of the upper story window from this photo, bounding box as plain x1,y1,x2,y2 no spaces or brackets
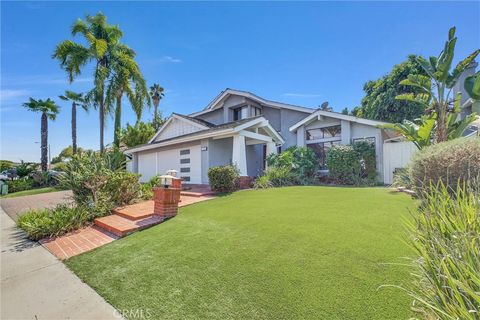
306,125,341,141
233,107,242,121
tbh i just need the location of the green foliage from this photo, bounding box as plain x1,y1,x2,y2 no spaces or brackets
0,160,14,171
120,121,156,148
266,146,318,184
359,55,428,123
208,165,239,192
59,151,141,213
17,204,91,240
15,161,37,177
410,137,480,193
396,27,480,143
7,178,34,193
353,141,377,180
404,182,479,319
254,167,297,189
326,145,362,185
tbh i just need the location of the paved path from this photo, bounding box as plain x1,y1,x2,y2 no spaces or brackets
0,190,73,221
0,208,120,320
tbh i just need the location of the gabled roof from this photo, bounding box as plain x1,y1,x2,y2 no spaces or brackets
189,88,315,117
148,113,214,144
126,116,284,154
289,109,390,132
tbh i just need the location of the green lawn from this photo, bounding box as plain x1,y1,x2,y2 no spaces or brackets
0,187,60,198
67,186,415,319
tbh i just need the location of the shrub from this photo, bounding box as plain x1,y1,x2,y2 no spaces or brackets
410,137,480,193
17,204,91,240
7,178,34,193
208,165,239,192
326,145,362,184
59,151,142,211
353,140,377,180
405,182,479,319
267,147,318,183
254,167,297,188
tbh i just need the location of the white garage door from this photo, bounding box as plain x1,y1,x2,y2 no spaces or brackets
137,144,201,184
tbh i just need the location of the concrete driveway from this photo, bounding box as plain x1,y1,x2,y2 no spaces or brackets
0,190,73,221
1,207,120,319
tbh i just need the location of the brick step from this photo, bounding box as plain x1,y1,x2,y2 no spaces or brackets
94,214,164,237
180,191,217,197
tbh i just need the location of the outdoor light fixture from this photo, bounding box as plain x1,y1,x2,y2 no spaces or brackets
158,175,176,188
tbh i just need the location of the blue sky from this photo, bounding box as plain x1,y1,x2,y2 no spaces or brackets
1,1,479,162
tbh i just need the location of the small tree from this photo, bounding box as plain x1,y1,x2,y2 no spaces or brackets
22,98,60,171
395,27,479,143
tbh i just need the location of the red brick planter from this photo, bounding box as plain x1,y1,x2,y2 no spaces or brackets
153,187,181,218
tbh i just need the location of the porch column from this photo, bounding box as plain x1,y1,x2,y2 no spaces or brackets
132,153,139,173
232,135,248,176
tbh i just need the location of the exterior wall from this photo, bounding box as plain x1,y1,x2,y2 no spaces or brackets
246,144,264,177
136,141,202,183
154,118,205,142
195,108,224,125
280,109,312,148
208,137,233,168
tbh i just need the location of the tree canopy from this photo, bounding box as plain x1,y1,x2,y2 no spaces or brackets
356,55,428,123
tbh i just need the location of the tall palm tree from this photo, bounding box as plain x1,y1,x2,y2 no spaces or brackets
53,13,123,152
149,84,165,130
106,45,150,148
22,98,60,171
59,90,88,154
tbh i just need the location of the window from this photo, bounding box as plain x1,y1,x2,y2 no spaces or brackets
306,125,341,141
180,158,190,164
307,140,341,169
180,167,190,173
181,176,191,182
179,149,190,155
233,107,242,121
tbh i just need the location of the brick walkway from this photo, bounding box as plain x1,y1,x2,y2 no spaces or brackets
41,194,216,260
0,190,73,221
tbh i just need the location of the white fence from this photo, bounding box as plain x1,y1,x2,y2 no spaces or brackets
383,141,417,184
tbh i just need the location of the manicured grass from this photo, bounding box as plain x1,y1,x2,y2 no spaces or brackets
0,187,60,198
66,186,415,319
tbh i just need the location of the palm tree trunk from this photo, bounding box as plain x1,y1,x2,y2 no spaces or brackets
72,102,77,154
99,98,105,153
41,113,48,172
113,95,122,148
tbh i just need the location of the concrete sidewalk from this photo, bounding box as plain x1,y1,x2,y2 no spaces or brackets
1,208,120,320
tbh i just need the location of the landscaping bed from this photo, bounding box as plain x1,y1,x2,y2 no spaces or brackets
66,186,415,319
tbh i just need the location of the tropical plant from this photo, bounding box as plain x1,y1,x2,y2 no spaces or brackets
359,55,428,123
106,45,150,147
465,71,480,113
149,84,165,130
120,121,156,147
403,182,479,319
59,91,88,154
53,13,128,152
395,27,479,143
22,98,60,171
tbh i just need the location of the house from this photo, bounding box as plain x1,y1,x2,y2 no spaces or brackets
125,88,404,185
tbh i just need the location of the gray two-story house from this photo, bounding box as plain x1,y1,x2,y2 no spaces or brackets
125,89,400,184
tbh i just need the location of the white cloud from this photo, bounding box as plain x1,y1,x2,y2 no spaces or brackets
282,93,322,98
0,89,30,102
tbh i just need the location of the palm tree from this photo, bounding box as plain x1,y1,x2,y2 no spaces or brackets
22,98,60,171
59,90,88,154
53,13,123,152
149,84,165,130
106,45,150,147
396,27,479,143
